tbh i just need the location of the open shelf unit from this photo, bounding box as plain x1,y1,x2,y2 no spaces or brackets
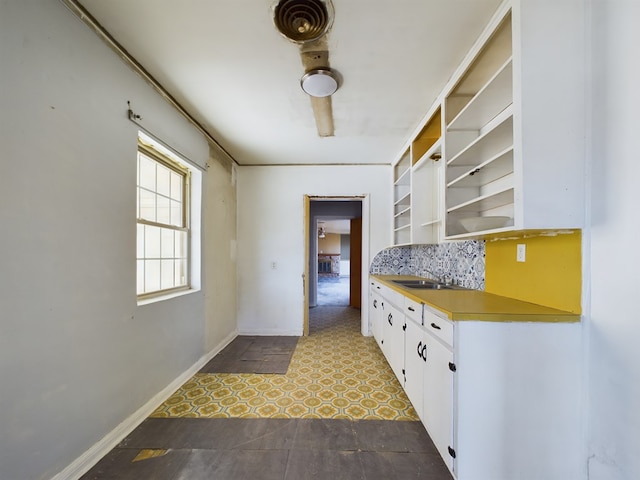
391,107,442,245
444,12,514,238
392,149,412,244
388,0,586,244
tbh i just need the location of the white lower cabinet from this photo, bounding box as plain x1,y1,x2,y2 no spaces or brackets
422,324,454,472
369,282,384,350
370,278,583,480
403,319,426,421
381,301,405,382
405,312,455,472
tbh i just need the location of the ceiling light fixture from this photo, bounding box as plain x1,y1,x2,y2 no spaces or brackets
300,68,339,97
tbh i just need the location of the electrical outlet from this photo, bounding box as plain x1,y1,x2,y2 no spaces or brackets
517,244,526,262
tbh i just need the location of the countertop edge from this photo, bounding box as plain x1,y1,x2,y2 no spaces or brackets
371,275,582,323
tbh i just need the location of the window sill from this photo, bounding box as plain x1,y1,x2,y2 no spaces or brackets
137,287,201,306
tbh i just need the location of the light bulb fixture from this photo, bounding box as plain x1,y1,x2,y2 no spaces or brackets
301,68,339,97
318,226,326,238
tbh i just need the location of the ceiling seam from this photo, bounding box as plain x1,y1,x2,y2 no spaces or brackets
59,0,240,167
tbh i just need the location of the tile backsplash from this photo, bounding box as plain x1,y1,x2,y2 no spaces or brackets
369,241,486,290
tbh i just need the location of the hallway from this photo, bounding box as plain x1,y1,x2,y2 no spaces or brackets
81,307,453,479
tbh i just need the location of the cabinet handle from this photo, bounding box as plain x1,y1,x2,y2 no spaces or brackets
388,313,393,326
402,323,407,331
407,306,415,312
373,299,377,308
448,446,457,459
430,322,441,330
421,344,428,361
417,341,423,358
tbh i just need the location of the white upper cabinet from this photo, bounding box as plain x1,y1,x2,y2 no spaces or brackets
391,107,443,246
392,0,586,241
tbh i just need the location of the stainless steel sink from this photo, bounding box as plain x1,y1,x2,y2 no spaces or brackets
391,279,455,290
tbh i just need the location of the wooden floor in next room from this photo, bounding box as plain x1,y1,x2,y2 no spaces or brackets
81,306,453,479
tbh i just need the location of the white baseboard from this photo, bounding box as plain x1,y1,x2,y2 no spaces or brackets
51,329,238,480
237,329,302,336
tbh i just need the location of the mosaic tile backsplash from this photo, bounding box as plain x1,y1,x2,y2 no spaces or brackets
369,241,486,290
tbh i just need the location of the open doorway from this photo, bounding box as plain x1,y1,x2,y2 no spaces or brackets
304,197,365,336
317,219,351,306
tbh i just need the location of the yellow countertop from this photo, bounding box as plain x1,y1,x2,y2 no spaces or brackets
372,275,581,323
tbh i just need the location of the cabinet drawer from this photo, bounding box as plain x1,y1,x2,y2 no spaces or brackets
423,308,454,347
378,284,405,309
404,297,423,325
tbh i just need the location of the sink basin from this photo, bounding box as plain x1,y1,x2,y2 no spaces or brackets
392,279,455,290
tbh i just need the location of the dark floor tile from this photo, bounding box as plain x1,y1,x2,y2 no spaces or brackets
353,420,437,453
224,418,298,450
292,419,357,451
117,418,183,449
199,336,297,374
119,418,299,450
285,450,365,480
80,448,189,480
360,451,453,480
174,449,289,480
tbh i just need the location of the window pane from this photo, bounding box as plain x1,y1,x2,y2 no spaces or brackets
157,164,171,197
145,260,161,292
139,189,156,222
170,200,182,227
161,259,175,290
175,230,187,258
161,228,174,259
137,260,145,294
144,225,161,258
139,154,156,190
170,172,183,201
157,195,170,224
175,258,187,286
137,224,145,258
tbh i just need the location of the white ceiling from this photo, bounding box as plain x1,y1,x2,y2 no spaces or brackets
79,0,503,166
319,219,351,235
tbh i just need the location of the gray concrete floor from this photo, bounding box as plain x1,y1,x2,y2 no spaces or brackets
317,275,350,306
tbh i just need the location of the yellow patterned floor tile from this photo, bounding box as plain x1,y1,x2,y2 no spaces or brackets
151,306,418,421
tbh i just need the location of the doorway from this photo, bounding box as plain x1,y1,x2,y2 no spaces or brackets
317,219,352,306
303,197,367,336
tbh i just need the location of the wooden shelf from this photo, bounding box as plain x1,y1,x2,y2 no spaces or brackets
447,58,513,131
447,187,514,214
447,147,513,188
447,106,513,167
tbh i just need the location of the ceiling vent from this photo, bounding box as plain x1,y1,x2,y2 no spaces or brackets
273,0,334,44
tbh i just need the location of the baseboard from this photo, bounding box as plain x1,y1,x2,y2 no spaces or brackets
51,329,237,480
237,329,302,336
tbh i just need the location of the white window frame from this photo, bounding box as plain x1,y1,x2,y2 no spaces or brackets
136,139,192,299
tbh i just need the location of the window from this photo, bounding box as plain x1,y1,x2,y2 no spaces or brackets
136,139,191,297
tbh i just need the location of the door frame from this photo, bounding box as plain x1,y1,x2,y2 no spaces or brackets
303,194,370,336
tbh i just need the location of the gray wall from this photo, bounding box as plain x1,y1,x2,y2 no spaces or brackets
0,2,236,479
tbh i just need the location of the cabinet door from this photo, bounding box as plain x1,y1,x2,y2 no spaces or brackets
382,302,405,383
423,332,455,471
404,319,426,421
370,290,384,349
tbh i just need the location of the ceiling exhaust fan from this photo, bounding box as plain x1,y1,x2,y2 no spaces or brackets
272,0,339,137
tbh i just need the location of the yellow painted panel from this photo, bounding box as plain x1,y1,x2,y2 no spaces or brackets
485,231,582,313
